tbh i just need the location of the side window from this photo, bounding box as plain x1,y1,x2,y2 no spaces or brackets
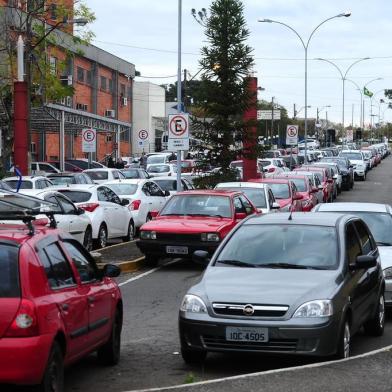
149,182,164,197
346,223,362,267
43,194,62,213
57,195,76,214
104,187,121,204
354,221,373,254
233,197,246,213
239,195,253,215
39,243,76,289
40,164,57,173
31,163,37,171
44,180,52,188
76,174,86,184
97,187,110,202
63,241,98,283
83,174,93,184
142,183,151,196
112,170,119,180
118,171,126,179
268,190,275,206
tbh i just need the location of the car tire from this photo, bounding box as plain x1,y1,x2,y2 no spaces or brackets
97,308,122,366
37,341,64,392
146,214,152,223
145,254,159,267
363,293,385,337
122,220,135,242
181,347,207,365
335,318,351,359
83,226,93,252
94,224,108,249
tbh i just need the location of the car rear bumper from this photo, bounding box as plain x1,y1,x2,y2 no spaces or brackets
179,314,341,357
0,334,53,385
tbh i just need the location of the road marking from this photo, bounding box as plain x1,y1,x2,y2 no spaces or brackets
124,344,392,392
118,259,180,287
102,239,137,251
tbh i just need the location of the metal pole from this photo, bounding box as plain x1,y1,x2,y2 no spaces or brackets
176,0,182,192
304,47,308,163
342,78,345,136
59,110,65,172
271,97,274,147
117,124,121,161
351,104,354,128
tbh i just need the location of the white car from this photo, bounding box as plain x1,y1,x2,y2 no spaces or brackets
104,179,169,229
83,168,126,184
31,162,61,174
146,153,176,169
55,184,134,248
3,175,54,191
147,163,177,178
215,182,280,213
313,202,392,307
339,150,366,181
152,176,195,196
257,159,284,177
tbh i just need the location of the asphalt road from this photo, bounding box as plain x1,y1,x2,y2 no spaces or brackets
62,157,392,392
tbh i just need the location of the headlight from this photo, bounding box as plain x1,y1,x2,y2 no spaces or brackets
383,267,392,279
293,300,333,318
201,233,220,242
140,231,157,240
180,294,207,313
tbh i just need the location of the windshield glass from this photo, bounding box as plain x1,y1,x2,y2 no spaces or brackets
85,171,108,180
216,224,338,269
154,179,177,191
0,245,20,298
147,156,166,165
288,178,306,192
5,180,33,189
107,184,138,196
265,183,289,199
122,170,141,179
160,194,232,218
340,152,363,160
218,187,267,208
57,190,92,203
148,165,175,173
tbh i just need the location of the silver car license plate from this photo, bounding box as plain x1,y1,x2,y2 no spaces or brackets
166,246,188,255
226,327,269,342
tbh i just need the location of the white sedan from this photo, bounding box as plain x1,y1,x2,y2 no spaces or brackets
104,179,169,229
3,175,54,191
83,168,126,184
257,159,285,177
55,184,134,248
147,163,177,178
152,176,195,196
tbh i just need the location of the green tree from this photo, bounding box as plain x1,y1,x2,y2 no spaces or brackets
191,0,258,188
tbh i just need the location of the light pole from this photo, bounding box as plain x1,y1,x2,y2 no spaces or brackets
316,105,331,142
346,79,363,130
294,105,311,118
363,78,383,142
258,12,351,163
316,57,369,136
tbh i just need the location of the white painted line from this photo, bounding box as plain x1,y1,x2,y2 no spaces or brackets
118,259,181,287
102,239,137,251
124,344,392,392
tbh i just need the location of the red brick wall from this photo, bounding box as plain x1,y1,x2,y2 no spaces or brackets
74,56,93,112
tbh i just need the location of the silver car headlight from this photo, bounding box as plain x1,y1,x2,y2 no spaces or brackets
201,233,220,242
140,230,157,240
383,267,392,279
180,294,207,313
293,300,333,318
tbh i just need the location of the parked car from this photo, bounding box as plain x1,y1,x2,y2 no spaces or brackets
290,171,324,204
48,161,84,172
214,182,280,214
137,190,258,266
339,150,367,181
147,163,177,178
179,212,384,363
313,202,392,307
56,185,134,248
0,220,122,390
104,179,169,230
65,159,106,170
83,168,126,184
3,176,54,191
31,162,60,174
361,149,373,171
249,178,303,212
319,157,354,190
47,172,95,186
153,176,195,196
313,162,342,195
120,168,150,179
257,158,285,177
146,153,175,169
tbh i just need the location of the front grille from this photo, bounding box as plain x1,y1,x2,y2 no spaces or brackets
202,335,298,352
213,303,288,318
156,233,201,243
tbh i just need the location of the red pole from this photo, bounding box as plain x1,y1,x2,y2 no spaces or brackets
13,81,29,175
242,76,258,181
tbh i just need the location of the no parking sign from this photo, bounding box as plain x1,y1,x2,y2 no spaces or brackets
286,125,298,145
82,128,96,153
168,114,189,150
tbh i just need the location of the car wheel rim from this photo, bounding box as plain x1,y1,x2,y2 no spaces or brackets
379,295,385,328
99,228,107,248
343,322,350,358
84,229,93,251
129,223,134,240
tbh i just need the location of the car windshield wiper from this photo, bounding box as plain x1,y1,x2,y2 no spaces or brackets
217,259,257,268
259,263,318,270
377,241,392,246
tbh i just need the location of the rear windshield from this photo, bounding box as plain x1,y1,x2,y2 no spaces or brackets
57,190,92,203
154,179,177,191
48,176,74,185
218,187,267,208
289,178,306,192
340,152,363,160
5,180,33,189
147,156,166,165
107,184,138,195
266,183,290,199
148,165,170,173
0,245,20,298
122,170,141,179
85,171,108,180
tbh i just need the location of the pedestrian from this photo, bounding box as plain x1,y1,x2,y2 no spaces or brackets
168,152,176,162
115,158,125,169
107,156,115,168
140,152,147,169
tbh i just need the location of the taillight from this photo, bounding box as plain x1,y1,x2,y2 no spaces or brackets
268,167,275,173
129,200,141,211
5,299,39,337
79,203,100,212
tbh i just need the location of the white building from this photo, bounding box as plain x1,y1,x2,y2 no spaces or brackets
132,82,165,154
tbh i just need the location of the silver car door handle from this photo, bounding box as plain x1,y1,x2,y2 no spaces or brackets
149,202,153,205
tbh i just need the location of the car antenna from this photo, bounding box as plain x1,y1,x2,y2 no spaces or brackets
288,206,293,221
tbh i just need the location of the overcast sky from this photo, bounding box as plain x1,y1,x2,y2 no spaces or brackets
84,0,392,126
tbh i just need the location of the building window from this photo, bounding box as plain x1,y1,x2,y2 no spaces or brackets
76,103,88,111
100,76,107,91
108,79,113,94
86,70,92,85
77,66,85,83
49,56,57,75
127,86,132,99
120,83,126,97
106,134,112,142
49,3,57,20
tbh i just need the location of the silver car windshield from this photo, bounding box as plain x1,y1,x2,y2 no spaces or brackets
216,224,338,270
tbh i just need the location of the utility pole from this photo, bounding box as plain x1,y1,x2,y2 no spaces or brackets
271,96,275,146
293,103,297,118
183,68,187,109
176,0,182,192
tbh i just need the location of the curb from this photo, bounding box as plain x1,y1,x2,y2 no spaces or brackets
97,256,146,273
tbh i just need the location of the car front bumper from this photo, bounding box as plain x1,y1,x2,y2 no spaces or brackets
354,169,366,178
179,313,341,357
385,279,392,306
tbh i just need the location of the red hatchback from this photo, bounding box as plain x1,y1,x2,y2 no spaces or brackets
0,222,122,391
136,190,257,266
249,178,303,212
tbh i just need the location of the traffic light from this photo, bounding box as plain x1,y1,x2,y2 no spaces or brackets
327,129,336,143
355,129,362,140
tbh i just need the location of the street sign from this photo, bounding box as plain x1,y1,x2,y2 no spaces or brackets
346,129,354,142
286,125,298,145
137,129,149,148
257,110,281,120
82,128,96,153
168,113,189,150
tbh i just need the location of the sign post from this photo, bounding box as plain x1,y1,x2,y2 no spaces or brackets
137,129,149,151
286,125,298,170
82,128,96,169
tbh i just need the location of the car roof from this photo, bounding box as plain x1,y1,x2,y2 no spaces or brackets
3,176,47,181
315,202,390,213
276,174,307,180
83,168,116,172
103,179,145,185
153,176,182,181
253,178,291,184
215,182,268,189
54,184,97,192
0,225,60,245
47,172,78,177
175,189,240,197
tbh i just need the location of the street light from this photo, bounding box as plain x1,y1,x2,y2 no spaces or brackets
363,78,383,140
258,12,351,163
346,79,363,129
316,57,369,135
295,105,311,118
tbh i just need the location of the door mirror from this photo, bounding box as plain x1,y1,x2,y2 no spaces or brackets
353,255,377,270
76,207,85,215
293,193,303,200
102,263,121,278
271,202,280,209
164,190,171,197
192,250,210,266
121,198,130,206
150,210,159,218
235,212,247,220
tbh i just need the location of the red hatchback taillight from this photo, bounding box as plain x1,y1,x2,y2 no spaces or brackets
79,202,100,212
5,299,39,337
268,167,275,173
129,200,141,211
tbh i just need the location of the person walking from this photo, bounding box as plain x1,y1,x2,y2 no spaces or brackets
140,152,147,169
115,158,125,169
107,156,115,168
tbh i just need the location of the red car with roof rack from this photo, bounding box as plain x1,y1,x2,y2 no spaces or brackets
136,190,258,266
0,196,122,391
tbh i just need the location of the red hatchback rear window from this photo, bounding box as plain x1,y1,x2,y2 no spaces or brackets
0,245,20,298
